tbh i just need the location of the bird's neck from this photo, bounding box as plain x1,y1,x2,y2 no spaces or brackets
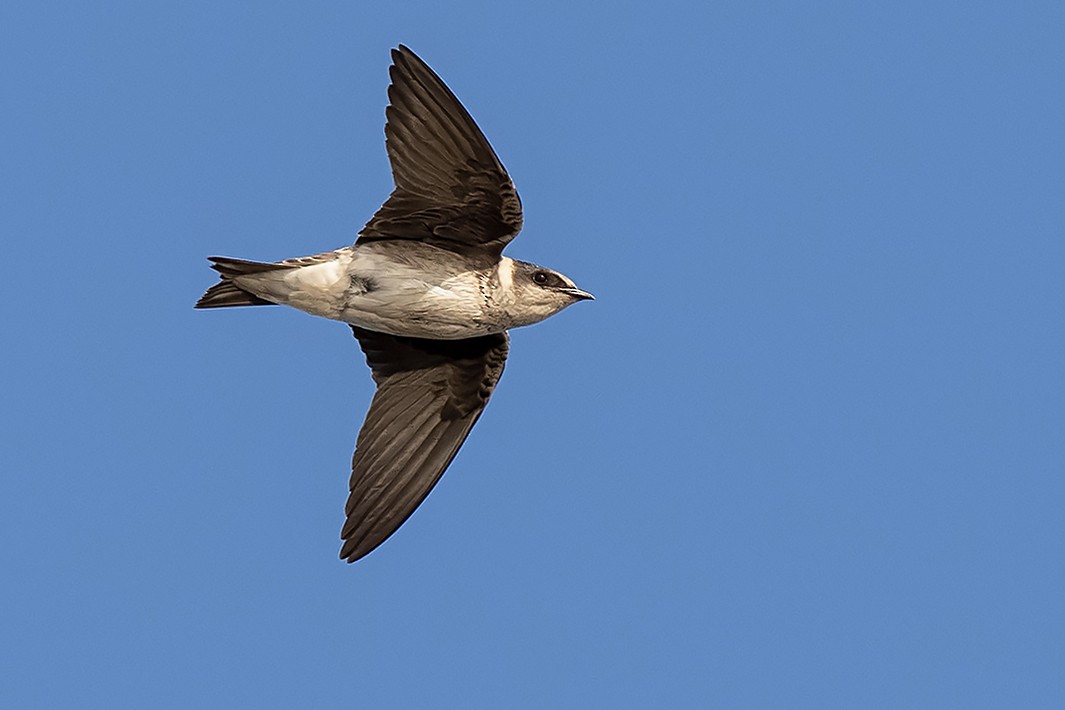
485,257,523,327
495,256,516,295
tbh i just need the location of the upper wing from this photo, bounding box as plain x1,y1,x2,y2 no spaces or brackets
358,45,523,258
341,326,509,562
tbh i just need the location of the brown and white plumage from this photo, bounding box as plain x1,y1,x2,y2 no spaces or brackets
196,46,591,563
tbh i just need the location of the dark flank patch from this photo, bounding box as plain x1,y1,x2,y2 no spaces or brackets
349,275,377,294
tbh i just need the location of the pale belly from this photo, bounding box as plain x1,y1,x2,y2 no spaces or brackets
337,282,504,339
234,246,507,339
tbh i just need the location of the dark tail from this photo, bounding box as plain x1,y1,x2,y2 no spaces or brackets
194,256,292,309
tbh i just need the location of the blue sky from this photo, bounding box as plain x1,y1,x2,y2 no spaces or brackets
3,1,1063,707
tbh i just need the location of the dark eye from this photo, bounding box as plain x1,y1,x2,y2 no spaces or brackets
532,271,549,285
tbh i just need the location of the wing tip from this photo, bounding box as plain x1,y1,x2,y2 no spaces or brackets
339,543,368,564
391,44,418,70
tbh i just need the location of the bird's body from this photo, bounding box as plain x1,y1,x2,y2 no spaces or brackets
208,244,574,340
196,45,591,562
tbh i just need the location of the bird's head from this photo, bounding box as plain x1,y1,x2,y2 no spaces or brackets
499,258,594,327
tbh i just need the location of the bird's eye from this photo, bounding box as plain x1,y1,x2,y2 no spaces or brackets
533,271,549,285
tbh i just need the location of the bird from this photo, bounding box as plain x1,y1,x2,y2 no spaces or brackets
195,45,593,563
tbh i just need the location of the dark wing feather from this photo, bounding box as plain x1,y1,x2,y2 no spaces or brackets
358,45,523,259
341,326,509,562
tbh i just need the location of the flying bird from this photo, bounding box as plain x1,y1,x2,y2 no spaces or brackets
196,45,592,562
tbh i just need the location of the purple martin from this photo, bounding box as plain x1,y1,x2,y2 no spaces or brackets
196,46,592,562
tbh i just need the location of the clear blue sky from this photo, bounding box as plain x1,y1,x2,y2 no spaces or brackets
3,1,1063,707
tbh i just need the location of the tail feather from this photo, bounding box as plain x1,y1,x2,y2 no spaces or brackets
195,280,275,308
207,256,293,278
195,256,294,309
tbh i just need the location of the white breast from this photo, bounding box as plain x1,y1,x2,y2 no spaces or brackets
236,245,506,339
339,256,496,339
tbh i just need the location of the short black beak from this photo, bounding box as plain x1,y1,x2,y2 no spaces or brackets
562,287,595,301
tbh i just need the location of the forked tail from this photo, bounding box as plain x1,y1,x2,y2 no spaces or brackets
194,256,291,309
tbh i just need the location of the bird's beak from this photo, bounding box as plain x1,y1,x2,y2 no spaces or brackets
562,287,595,301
